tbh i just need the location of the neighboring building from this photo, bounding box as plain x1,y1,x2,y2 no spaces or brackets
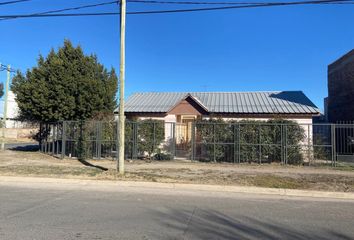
327,49,354,123
0,90,20,127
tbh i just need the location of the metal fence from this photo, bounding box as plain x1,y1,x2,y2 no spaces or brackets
39,120,354,167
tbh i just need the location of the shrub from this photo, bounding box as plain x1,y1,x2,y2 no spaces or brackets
195,118,306,164
135,119,165,159
154,152,173,161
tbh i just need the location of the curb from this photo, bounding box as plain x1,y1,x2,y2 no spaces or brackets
0,176,354,200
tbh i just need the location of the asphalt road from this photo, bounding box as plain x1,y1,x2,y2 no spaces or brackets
0,183,354,240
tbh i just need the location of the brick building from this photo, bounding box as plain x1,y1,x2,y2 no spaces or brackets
327,49,354,122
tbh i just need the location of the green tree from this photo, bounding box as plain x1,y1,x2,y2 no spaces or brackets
11,39,118,123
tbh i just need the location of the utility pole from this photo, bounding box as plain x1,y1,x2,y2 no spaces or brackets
1,65,10,151
118,0,126,174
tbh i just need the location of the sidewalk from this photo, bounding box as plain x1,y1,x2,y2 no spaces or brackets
1,176,354,200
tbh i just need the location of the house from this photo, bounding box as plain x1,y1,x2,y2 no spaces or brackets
119,91,320,158
326,49,354,123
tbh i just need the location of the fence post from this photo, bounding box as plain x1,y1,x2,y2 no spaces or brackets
307,124,311,165
39,123,43,152
259,126,262,164
285,125,288,165
52,124,55,156
131,122,134,160
331,124,336,167
281,125,284,165
61,121,66,159
97,122,102,160
134,122,138,159
44,123,48,154
153,122,156,156
213,123,216,162
191,122,195,161
233,124,236,163
56,124,59,155
238,124,241,163
172,122,176,160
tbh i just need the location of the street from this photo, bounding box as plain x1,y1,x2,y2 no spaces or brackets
0,181,353,240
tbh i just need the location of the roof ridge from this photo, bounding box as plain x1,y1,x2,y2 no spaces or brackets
131,91,303,94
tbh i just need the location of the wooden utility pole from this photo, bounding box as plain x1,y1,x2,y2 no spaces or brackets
118,0,126,174
1,65,10,151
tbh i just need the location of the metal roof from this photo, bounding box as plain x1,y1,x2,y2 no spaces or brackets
122,91,320,115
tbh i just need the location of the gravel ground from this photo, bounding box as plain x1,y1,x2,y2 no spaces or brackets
0,150,353,192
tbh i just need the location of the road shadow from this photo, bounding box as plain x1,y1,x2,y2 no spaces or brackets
77,159,108,171
8,144,39,152
149,208,353,240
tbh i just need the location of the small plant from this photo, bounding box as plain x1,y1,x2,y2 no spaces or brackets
154,152,173,161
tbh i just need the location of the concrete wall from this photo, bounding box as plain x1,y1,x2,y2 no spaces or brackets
2,128,37,140
0,91,19,126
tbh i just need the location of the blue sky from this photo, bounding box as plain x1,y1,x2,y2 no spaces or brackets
1,0,354,112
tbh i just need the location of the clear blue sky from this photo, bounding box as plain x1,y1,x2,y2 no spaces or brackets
1,0,354,112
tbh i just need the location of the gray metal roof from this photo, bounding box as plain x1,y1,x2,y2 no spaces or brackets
122,91,320,115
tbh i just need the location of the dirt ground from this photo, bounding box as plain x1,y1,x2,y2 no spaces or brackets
0,150,354,192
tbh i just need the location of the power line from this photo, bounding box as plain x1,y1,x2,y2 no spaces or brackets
127,0,354,14
0,0,352,20
0,0,119,21
0,0,32,6
0,64,17,73
129,0,348,4
128,0,354,3
127,0,289,4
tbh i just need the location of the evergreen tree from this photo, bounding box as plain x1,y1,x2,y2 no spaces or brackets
11,40,118,122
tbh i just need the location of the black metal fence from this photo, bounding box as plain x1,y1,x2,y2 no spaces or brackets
39,120,354,167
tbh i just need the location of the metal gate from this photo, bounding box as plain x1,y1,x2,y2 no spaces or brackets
175,123,192,158
335,123,354,166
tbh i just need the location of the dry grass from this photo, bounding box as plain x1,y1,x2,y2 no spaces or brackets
0,150,354,192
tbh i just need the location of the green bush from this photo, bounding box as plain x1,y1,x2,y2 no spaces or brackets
135,119,165,158
196,118,306,164
154,152,173,161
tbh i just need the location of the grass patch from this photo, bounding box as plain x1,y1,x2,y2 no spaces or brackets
245,175,306,189
0,165,105,178
334,165,354,171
